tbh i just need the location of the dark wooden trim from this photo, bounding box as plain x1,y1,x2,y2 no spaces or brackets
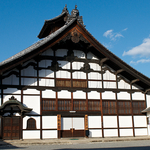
40,90,42,139
23,129,41,130
21,90,23,103
100,92,104,138
37,60,39,86
1,89,3,105
0,117,2,139
56,92,58,111
71,92,73,111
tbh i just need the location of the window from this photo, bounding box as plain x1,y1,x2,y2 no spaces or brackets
27,118,36,129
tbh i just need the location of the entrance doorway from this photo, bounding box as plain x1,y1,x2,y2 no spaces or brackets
3,117,21,140
61,117,85,137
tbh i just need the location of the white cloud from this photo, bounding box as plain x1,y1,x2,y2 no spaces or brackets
122,28,128,31
123,37,150,57
103,30,113,38
130,59,150,64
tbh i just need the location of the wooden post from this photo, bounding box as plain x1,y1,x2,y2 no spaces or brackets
57,114,61,139
85,114,88,138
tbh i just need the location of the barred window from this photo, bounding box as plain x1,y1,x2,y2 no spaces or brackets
102,101,117,114
58,100,71,111
27,118,36,129
42,100,56,111
88,100,100,111
118,101,131,115
132,101,145,115
73,100,86,111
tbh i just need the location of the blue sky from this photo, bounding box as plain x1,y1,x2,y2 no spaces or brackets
1,0,150,77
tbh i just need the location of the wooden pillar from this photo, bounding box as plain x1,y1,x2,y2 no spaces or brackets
100,92,104,138
57,114,61,139
40,91,42,139
85,114,88,137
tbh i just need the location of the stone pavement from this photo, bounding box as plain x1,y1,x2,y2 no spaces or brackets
1,136,150,147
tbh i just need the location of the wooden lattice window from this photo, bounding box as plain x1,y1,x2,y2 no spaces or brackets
118,101,131,115
27,118,36,129
88,100,100,111
58,100,71,111
102,101,117,114
42,100,56,111
73,100,86,111
132,101,145,115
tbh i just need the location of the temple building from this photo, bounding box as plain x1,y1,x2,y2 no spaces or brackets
0,6,150,139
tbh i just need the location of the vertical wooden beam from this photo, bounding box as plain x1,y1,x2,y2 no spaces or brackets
57,114,61,139
86,92,88,111
85,114,88,138
100,92,104,138
40,90,42,139
56,92,58,111
37,60,39,87
71,92,73,111
21,90,23,139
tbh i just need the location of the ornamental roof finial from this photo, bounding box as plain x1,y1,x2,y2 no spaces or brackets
62,4,68,13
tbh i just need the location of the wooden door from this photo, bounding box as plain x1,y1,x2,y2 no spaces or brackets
3,117,21,140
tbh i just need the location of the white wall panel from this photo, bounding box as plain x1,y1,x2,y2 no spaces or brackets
104,129,118,137
132,92,145,100
103,82,116,89
120,129,133,136
132,85,139,90
3,88,21,94
3,75,19,85
117,92,130,100
41,48,53,56
21,66,36,76
3,95,21,103
88,91,100,99
56,70,70,78
102,91,116,100
88,116,101,128
23,116,40,129
135,129,147,136
42,90,55,98
103,70,116,80
39,60,52,68
39,69,54,78
88,72,101,80
73,50,85,59
23,96,40,114
58,61,70,69
39,79,54,87
58,90,71,99
89,129,102,137
103,116,117,128
73,91,86,99
119,116,132,127
21,78,37,86
61,117,72,130
73,117,84,129
43,130,57,139
72,62,84,70
89,63,101,71
87,52,98,60
72,72,86,79
42,116,57,129
55,49,68,57
88,81,102,88
134,116,147,127
118,80,130,89
23,131,40,139
146,94,150,107
23,89,40,94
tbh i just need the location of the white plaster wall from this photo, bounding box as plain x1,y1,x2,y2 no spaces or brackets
3,75,19,85
61,117,72,130
120,129,133,136
23,89,40,94
39,78,54,87
134,116,147,127
119,116,132,127
55,49,68,57
73,91,86,99
3,88,21,94
73,118,84,129
102,91,116,100
132,85,139,90
118,80,130,89
58,61,70,69
41,48,53,56
103,70,116,80
103,82,116,89
117,92,130,100
23,116,40,129
39,60,52,68
104,129,118,137
103,116,117,128
3,95,21,103
88,81,102,88
146,94,150,107
58,90,71,99
23,96,40,114
89,63,101,71
88,72,101,80
42,116,57,129
72,71,86,79
87,52,98,60
21,66,36,76
72,62,84,70
21,78,37,86
56,70,70,78
42,90,55,98
89,129,102,137
23,131,40,139
88,116,101,128
73,50,85,59
132,92,145,100
135,129,147,136
39,69,54,78
88,91,100,99
43,130,57,139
